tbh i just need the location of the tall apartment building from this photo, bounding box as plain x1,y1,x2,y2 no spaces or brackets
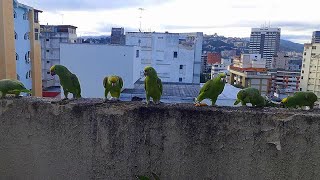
269,70,300,99
111,27,125,45
201,52,221,73
229,54,270,95
125,32,203,84
249,27,281,69
0,0,42,96
312,31,320,43
271,52,289,70
299,43,320,98
40,25,78,88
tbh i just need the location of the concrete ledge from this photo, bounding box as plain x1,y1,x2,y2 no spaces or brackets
1,97,320,179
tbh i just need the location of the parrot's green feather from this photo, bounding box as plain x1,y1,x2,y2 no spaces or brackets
281,91,317,109
234,87,266,107
50,65,81,99
196,73,226,106
103,75,123,99
144,66,162,104
0,79,30,98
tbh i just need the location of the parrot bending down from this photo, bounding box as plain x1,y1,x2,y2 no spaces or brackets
50,65,81,100
103,75,123,101
0,79,31,98
234,87,266,107
195,73,226,106
144,66,163,104
281,91,318,109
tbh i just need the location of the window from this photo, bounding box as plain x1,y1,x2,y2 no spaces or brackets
136,50,139,58
25,51,30,63
14,31,17,40
303,64,305,68
302,70,304,73
35,28,39,40
16,53,19,61
23,12,28,20
14,11,16,18
301,76,303,79
24,32,29,40
46,39,49,41
47,71,50,74
312,46,317,49
173,51,178,58
34,11,39,23
311,53,316,56
47,61,50,63
17,74,20,81
46,50,49,52
304,52,306,55
300,88,302,91
179,65,183,69
179,78,182,82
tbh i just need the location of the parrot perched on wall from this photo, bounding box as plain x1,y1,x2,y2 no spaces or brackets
281,91,318,109
103,75,123,101
0,79,31,98
144,66,163,104
50,65,81,100
195,73,226,106
234,87,266,107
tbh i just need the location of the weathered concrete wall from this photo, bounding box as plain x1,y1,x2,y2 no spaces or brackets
1,98,320,180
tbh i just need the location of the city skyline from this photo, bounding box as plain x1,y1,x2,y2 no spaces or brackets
18,0,320,44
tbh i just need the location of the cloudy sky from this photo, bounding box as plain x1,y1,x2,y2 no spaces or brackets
19,0,320,43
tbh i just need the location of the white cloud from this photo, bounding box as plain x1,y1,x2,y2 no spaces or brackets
19,0,320,43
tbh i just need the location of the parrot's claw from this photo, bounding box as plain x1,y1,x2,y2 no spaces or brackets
195,102,208,107
154,101,161,105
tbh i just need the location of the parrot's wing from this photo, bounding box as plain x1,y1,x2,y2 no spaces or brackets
144,79,146,91
103,76,108,88
119,77,123,88
157,78,163,94
71,74,81,91
200,81,211,93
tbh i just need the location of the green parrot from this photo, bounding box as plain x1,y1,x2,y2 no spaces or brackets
0,79,31,98
234,87,266,107
144,66,163,104
195,73,226,106
50,65,81,100
281,91,318,109
103,75,123,101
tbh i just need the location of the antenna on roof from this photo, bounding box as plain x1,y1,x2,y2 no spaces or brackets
138,8,145,32
60,13,64,25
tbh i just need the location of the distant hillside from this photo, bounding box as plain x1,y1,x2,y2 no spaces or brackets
280,39,304,53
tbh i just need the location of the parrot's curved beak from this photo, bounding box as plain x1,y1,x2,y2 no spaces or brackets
112,83,115,87
50,71,56,76
144,71,148,76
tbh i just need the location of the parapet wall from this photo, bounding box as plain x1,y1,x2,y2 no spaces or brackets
1,98,320,179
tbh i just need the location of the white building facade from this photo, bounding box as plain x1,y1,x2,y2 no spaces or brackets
125,32,203,84
211,58,232,79
299,43,320,98
60,43,141,98
40,25,78,88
